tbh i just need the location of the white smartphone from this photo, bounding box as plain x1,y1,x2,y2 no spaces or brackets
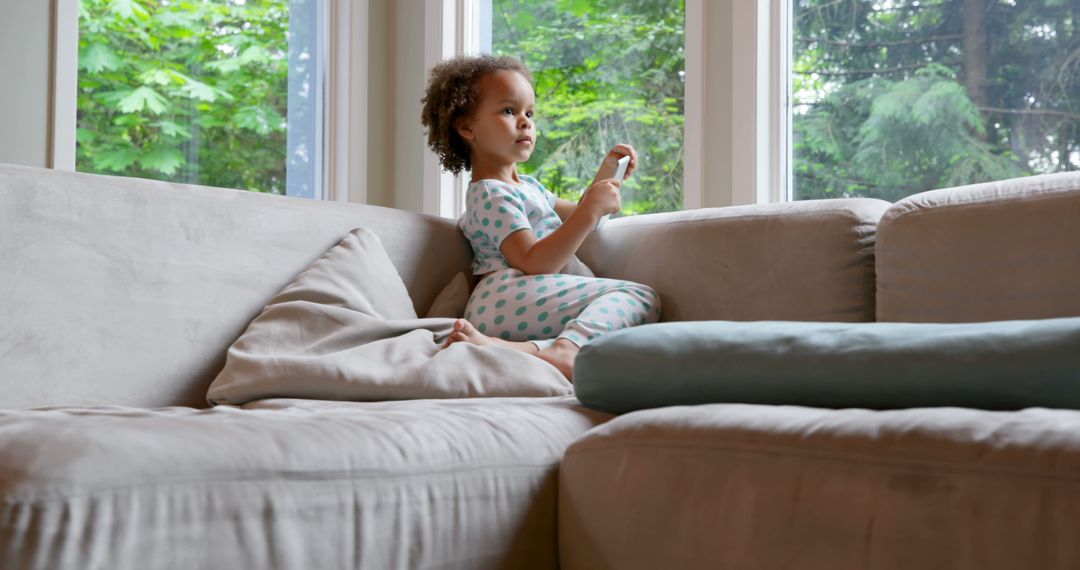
594,155,631,232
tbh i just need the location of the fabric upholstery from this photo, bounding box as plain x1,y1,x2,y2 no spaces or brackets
576,198,889,323
876,171,1080,322
207,229,571,405
560,403,1080,570
0,396,611,570
573,318,1080,414
0,164,472,409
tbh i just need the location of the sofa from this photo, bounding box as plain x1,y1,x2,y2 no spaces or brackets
1,161,1078,569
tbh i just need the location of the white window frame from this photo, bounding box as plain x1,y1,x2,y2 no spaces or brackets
426,0,790,213
422,0,484,219
49,0,367,203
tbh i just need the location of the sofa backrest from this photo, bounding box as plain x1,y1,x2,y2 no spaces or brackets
578,198,890,323
0,164,472,409
876,172,1080,322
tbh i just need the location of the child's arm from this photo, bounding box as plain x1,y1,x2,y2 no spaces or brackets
501,178,622,275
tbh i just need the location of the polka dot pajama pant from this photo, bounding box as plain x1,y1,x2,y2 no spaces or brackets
464,268,661,349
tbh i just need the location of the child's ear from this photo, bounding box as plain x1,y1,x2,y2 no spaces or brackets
455,118,475,142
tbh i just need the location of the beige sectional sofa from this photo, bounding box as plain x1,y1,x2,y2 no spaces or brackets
1,162,1078,569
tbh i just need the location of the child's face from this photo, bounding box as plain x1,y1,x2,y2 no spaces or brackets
458,70,536,168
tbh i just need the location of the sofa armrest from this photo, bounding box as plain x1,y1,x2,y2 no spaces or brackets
576,198,890,322
876,171,1080,322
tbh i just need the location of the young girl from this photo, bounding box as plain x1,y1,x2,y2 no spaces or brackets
420,54,660,380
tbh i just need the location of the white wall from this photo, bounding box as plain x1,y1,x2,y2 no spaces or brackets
0,0,52,169
0,1,743,210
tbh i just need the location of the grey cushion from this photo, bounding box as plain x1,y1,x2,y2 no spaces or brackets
573,318,1080,414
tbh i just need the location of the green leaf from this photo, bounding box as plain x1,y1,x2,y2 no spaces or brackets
80,42,123,73
118,86,168,114
92,148,138,172
139,146,186,175
109,0,148,20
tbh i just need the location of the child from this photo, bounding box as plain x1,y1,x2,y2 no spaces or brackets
420,54,660,380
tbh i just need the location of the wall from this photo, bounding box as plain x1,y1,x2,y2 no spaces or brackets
0,0,52,169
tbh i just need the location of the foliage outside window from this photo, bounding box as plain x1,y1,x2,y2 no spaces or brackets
77,0,312,195
794,0,1079,202
492,0,685,215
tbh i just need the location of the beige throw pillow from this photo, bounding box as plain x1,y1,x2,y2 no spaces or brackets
425,272,471,318
207,228,571,405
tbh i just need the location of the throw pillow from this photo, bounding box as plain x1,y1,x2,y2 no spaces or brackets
207,228,571,405
573,318,1080,414
425,272,471,318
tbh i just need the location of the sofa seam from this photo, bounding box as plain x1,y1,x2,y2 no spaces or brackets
563,439,1080,483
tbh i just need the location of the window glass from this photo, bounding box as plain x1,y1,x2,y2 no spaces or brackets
77,0,323,197
793,0,1078,202
491,0,686,214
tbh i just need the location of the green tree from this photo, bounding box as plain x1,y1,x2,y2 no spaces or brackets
77,0,289,193
492,0,686,214
794,0,1078,201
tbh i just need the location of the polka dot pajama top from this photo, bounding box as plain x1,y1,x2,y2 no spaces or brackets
458,175,660,349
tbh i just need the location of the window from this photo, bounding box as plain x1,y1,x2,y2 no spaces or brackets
76,0,326,198
489,0,686,215
792,0,1079,202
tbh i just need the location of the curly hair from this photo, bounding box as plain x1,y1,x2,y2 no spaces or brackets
421,54,533,175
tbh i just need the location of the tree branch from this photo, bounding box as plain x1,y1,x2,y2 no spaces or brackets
796,34,962,49
794,63,941,77
978,107,1080,121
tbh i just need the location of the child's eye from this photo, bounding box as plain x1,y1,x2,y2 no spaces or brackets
526,111,534,119
502,107,514,115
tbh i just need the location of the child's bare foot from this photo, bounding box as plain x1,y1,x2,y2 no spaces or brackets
536,339,580,382
441,319,537,354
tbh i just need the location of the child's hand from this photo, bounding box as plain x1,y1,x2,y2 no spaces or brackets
580,178,623,220
593,144,638,184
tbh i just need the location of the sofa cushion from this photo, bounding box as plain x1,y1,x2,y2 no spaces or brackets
559,403,1080,570
207,228,571,405
573,318,1080,414
876,171,1080,322
0,396,611,569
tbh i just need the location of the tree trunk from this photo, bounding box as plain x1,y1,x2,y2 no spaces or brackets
962,0,989,138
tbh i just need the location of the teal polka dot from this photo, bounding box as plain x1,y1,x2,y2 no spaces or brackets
535,276,545,281
628,299,638,307
558,303,569,311
494,220,503,228
617,308,626,317
498,285,509,293
494,236,500,244
499,206,508,214
517,279,527,287
543,326,553,335
477,306,487,315
482,191,489,199
515,292,527,301
556,281,567,287
496,299,507,308
561,316,572,325
482,218,490,226
528,335,539,340
606,323,613,330
576,283,587,290
643,303,651,311
501,273,511,280
485,277,495,285
537,286,548,293
515,307,527,316
485,202,493,210
478,323,487,333
501,331,511,340
579,294,588,301
495,315,505,325
538,312,549,322
518,322,528,331
557,290,569,298
536,298,547,307
481,291,491,299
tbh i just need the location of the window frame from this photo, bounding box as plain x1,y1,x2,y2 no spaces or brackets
424,0,791,216
50,0,367,203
